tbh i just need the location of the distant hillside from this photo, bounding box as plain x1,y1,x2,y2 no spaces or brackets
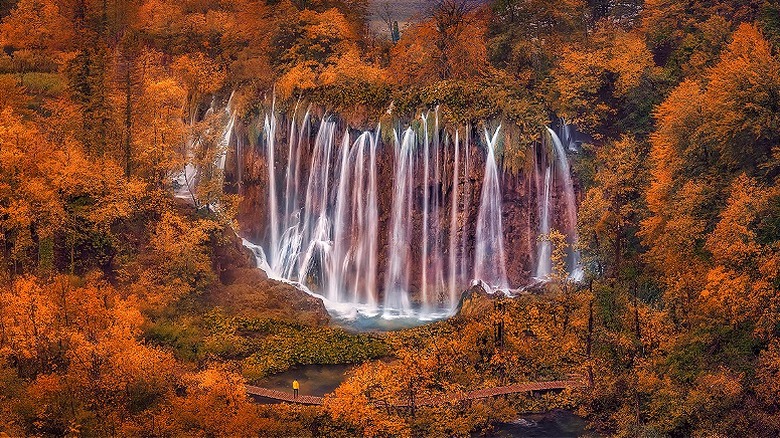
368,1,489,36
368,0,429,34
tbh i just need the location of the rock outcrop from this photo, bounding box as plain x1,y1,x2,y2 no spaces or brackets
209,226,330,325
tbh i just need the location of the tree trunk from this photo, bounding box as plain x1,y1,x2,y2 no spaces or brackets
586,281,594,386
124,59,132,178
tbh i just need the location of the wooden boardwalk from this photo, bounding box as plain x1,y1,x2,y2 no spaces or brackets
246,378,582,407
245,385,324,405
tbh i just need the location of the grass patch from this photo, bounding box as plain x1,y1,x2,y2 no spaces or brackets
143,317,205,363
233,316,390,381
0,72,67,97
144,307,391,381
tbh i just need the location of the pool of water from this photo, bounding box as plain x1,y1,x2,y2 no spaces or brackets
253,364,354,399
331,309,452,331
484,409,590,437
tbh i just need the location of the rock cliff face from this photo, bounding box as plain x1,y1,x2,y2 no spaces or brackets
210,225,331,325
224,113,577,308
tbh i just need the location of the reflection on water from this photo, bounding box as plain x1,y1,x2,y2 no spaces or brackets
484,409,590,438
254,364,353,399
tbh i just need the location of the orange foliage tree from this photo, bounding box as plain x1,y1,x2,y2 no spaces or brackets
389,1,489,85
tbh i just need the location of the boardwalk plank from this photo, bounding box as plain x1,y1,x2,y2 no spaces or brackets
245,385,325,405
245,378,583,407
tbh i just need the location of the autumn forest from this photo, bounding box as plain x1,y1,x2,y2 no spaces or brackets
2,0,780,436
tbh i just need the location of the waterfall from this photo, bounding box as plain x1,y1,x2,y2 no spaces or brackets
297,120,337,289
366,128,379,308
283,108,299,228
236,134,244,193
421,114,430,308
180,93,233,209
535,165,552,278
230,107,584,322
330,131,352,302
384,128,415,315
474,126,508,290
264,107,279,267
174,134,199,202
460,127,471,286
546,128,576,239
448,130,460,305
257,116,385,317
292,110,311,227
275,110,312,280
534,127,581,280
325,131,380,307
558,118,579,152
546,127,581,279
419,111,448,309
432,109,445,305
349,132,379,307
215,94,234,173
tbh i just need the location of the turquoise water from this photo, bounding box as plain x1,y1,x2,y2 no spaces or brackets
332,311,450,331
485,409,590,437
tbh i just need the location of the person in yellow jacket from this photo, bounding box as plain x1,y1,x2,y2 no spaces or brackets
292,379,299,398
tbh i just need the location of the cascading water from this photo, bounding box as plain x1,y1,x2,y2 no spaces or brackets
533,127,582,280
431,109,445,305
384,127,415,315
275,111,310,281
448,130,460,306
297,121,337,288
329,131,379,307
535,165,553,278
365,131,380,307
418,110,449,310
460,127,471,285
174,136,200,202
175,93,233,203
557,118,580,153
330,131,352,301
547,127,582,279
225,101,585,325
546,128,577,243
421,115,430,309
473,126,508,290
283,107,299,235
216,92,236,176
264,106,279,266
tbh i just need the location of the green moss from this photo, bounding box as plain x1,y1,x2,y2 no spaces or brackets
143,318,205,362
278,77,550,173
0,72,67,96
147,306,390,380
236,318,390,381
